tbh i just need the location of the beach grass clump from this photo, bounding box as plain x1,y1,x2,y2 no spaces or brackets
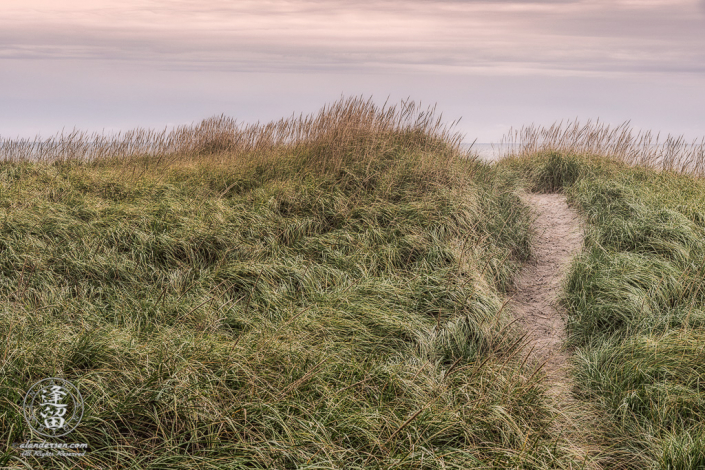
500,120,705,176
0,98,591,468
505,151,587,193
566,169,705,467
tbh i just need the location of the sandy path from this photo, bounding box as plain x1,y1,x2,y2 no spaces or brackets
510,193,598,465
511,193,582,377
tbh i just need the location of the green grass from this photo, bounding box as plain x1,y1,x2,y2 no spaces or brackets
6,104,703,469
0,100,593,469
502,151,705,469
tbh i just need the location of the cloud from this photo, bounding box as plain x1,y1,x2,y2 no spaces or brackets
0,0,703,77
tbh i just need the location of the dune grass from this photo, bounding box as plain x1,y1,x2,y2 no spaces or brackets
6,103,702,469
0,99,595,469
499,120,705,177
502,146,705,469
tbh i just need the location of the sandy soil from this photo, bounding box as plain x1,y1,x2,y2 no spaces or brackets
511,193,583,378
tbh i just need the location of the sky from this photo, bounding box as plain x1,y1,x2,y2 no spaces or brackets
1,0,705,142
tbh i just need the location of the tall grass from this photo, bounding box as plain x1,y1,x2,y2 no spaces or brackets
0,97,463,163
0,98,593,468
500,120,705,177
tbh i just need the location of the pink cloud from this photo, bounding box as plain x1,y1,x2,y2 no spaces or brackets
1,0,703,75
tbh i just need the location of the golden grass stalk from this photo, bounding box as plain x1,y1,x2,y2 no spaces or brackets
0,96,464,164
499,119,705,176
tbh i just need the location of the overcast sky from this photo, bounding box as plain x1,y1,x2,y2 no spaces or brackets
2,0,704,142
